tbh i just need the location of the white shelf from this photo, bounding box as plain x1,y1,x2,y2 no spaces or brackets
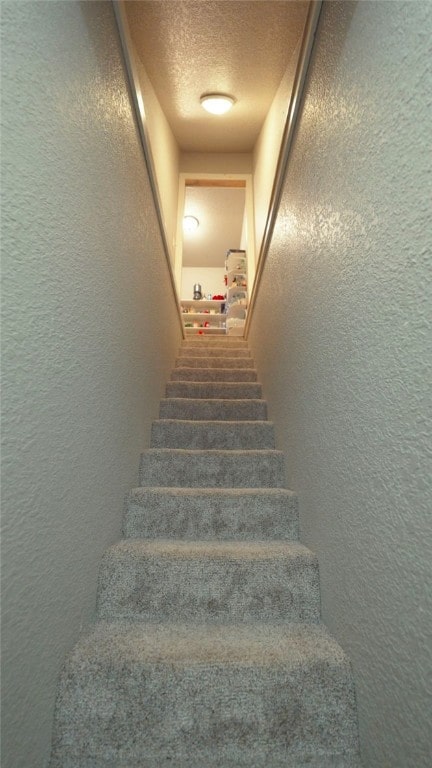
226,304,246,318
225,323,245,336
225,250,246,272
227,278,247,292
181,298,227,334
225,252,247,336
184,327,226,336
227,287,247,300
182,312,224,319
181,300,224,309
183,318,225,325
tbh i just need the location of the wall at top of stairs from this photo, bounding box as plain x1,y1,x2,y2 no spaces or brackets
248,2,432,767
1,3,182,767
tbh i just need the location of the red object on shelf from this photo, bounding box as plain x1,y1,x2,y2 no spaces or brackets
212,294,225,300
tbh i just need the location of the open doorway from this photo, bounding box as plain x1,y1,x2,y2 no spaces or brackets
174,174,254,335
180,181,245,298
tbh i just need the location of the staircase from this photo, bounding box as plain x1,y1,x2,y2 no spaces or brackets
50,336,360,767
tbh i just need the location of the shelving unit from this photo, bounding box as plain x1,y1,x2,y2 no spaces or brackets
225,250,247,336
181,299,226,335
180,250,247,337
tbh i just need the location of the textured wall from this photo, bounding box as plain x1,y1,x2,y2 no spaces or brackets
1,3,182,767
131,40,180,264
248,2,432,767
253,34,302,260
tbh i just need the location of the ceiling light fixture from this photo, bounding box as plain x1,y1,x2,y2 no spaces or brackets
200,93,235,115
183,215,199,232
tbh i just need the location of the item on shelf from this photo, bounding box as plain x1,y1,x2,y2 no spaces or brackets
193,283,202,300
225,249,247,336
225,249,246,271
181,295,228,336
228,292,247,307
226,248,246,256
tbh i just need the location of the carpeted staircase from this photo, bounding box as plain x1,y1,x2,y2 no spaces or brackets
50,336,360,767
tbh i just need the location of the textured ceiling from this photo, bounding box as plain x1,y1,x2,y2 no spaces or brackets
182,186,245,267
125,0,309,152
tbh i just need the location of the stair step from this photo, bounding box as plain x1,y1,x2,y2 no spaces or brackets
181,339,248,349
139,449,285,488
171,367,258,382
179,347,251,358
160,398,268,421
97,540,320,623
49,331,361,767
175,356,255,369
51,754,362,768
50,621,359,768
151,420,275,449
123,487,299,540
166,381,263,399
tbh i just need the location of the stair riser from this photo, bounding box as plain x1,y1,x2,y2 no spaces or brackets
171,368,258,382
160,399,268,421
123,488,299,540
166,382,263,399
51,754,362,767
139,450,285,488
97,548,320,623
150,421,275,450
179,347,251,357
181,340,248,349
176,357,255,369
50,656,358,765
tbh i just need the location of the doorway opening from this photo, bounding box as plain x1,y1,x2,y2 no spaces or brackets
175,174,255,298
174,174,254,336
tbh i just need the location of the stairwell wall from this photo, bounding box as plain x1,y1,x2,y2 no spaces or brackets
1,3,181,767
252,33,302,262
248,2,431,767
131,39,180,265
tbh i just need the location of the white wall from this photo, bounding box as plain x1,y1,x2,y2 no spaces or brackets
252,36,302,261
132,42,180,264
181,268,225,301
180,153,252,175
248,2,431,767
1,3,182,767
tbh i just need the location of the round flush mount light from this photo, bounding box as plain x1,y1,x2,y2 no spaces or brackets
200,93,235,115
183,215,199,233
